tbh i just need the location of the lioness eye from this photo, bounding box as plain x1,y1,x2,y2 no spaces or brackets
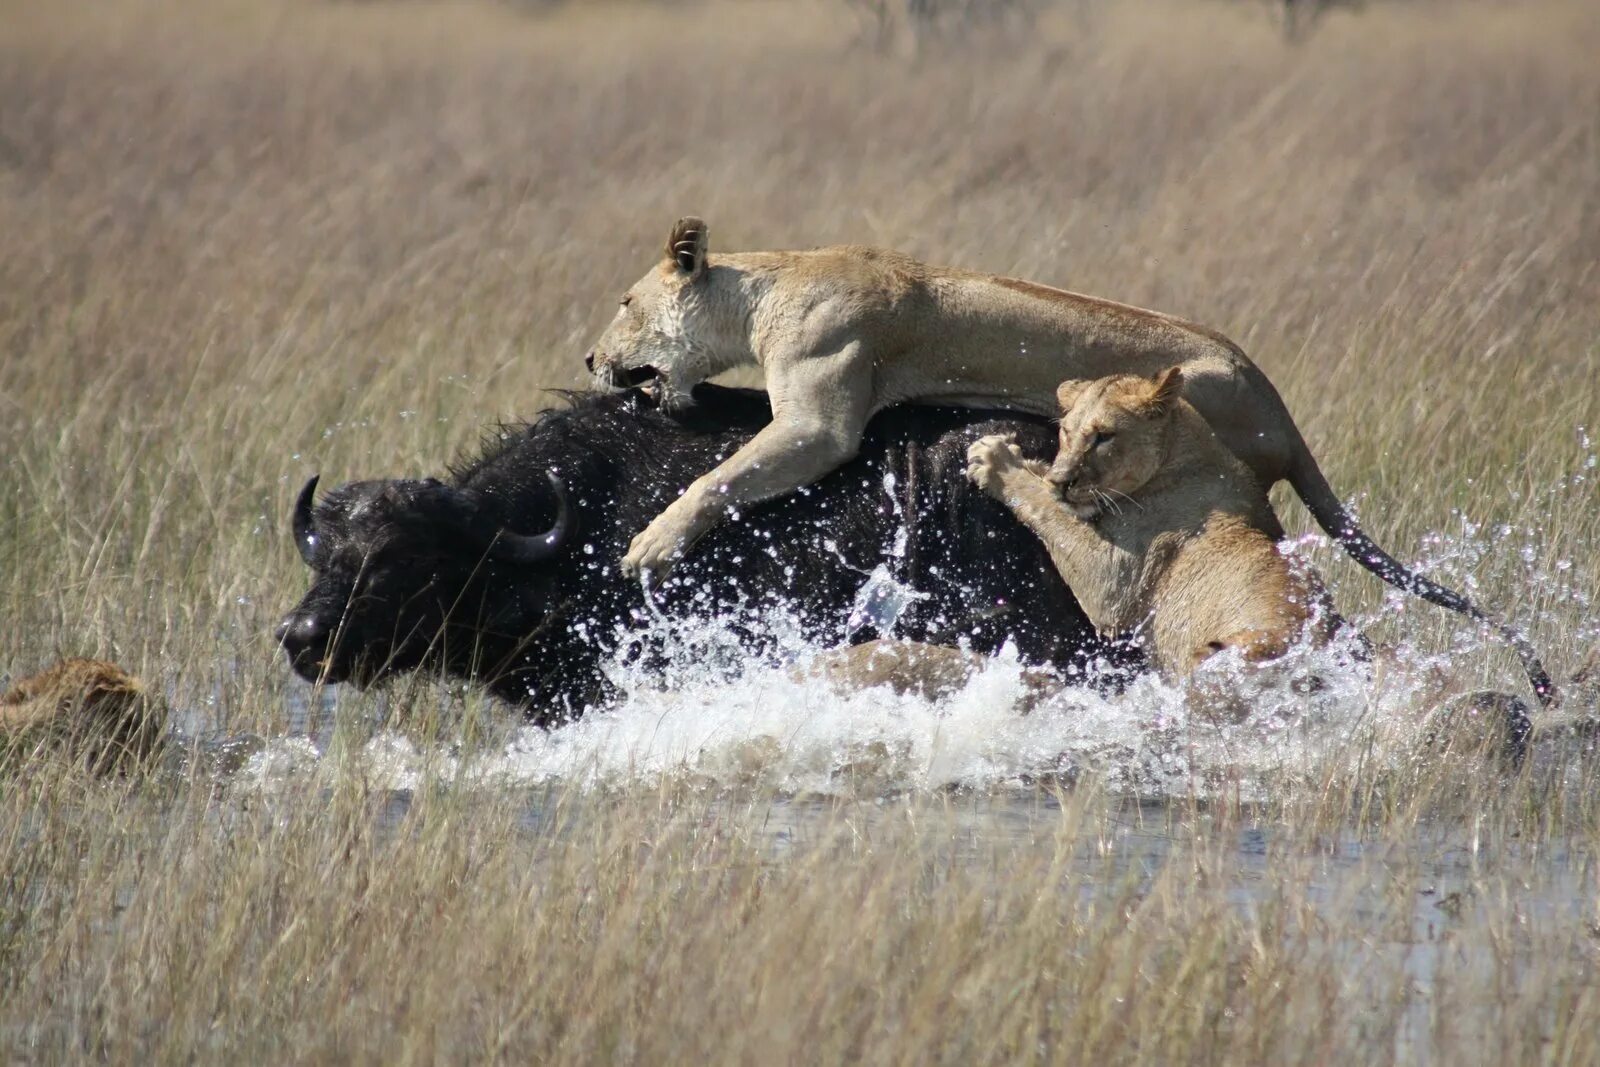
1091,431,1115,449
620,295,633,308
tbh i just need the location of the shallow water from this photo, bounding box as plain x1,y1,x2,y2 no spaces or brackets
234,600,1509,802
179,586,1599,1061
217,743,1599,1059
178,504,1598,1057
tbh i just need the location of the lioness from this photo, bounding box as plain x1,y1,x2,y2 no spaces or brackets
587,218,1550,703
965,368,1342,681
1,657,166,775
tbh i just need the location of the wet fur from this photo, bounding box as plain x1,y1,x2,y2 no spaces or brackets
967,372,1341,681
1,658,166,774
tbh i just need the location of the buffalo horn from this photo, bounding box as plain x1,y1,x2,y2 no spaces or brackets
293,475,320,565
486,472,575,564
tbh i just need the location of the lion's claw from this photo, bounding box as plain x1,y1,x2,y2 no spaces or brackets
622,519,689,586
965,433,1023,494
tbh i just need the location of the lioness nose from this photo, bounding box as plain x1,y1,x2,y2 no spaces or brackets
584,351,596,373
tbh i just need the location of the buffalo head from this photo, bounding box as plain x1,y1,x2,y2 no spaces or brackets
275,472,573,687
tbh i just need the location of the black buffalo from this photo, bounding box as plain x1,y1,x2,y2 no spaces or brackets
276,385,1138,723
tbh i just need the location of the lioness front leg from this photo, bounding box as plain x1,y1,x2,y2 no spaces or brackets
623,348,873,581
966,435,1112,613
966,435,1086,535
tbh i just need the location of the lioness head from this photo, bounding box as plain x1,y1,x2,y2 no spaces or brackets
586,216,747,409
1047,367,1183,519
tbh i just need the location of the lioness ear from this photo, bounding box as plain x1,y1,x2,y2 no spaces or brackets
1144,367,1183,415
1055,378,1091,414
665,216,709,277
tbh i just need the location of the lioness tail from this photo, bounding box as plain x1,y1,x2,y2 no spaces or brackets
1286,446,1554,708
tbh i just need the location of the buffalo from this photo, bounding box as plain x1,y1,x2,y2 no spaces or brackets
276,385,1139,723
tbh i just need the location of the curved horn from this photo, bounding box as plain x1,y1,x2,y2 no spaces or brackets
486,472,576,565
292,475,320,565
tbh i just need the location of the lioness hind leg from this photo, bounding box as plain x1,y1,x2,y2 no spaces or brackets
798,640,1058,712
798,640,987,701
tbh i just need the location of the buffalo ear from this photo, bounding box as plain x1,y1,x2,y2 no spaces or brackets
665,216,709,277
1054,378,1091,415
1143,366,1183,415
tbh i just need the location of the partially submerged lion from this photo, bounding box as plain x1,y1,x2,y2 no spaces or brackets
0,658,167,775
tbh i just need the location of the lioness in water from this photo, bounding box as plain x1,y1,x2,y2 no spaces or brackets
966,368,1343,681
1,658,166,775
587,218,1550,703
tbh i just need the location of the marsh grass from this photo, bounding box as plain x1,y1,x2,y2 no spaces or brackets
5,751,1600,1063
2,0,1600,1060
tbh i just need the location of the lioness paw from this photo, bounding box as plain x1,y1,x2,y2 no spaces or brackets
622,520,688,585
965,434,1022,492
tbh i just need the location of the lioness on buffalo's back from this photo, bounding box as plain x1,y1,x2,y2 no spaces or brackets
587,217,1551,704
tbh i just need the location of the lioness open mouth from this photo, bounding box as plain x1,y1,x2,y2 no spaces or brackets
614,364,660,388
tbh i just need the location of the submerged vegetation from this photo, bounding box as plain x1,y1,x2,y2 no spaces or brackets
1,0,1598,1060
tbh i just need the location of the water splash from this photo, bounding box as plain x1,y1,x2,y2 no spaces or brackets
236,449,1598,802
238,603,1467,803
846,563,929,637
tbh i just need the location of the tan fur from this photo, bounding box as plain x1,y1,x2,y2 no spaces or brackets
589,219,1297,580
965,370,1340,682
1,658,166,775
797,639,1057,713
585,218,1550,707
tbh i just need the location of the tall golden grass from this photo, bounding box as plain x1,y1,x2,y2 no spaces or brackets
2,760,1597,1063
2,0,1599,1060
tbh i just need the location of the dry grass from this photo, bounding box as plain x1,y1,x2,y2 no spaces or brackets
5,756,1600,1063
2,0,1600,1060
